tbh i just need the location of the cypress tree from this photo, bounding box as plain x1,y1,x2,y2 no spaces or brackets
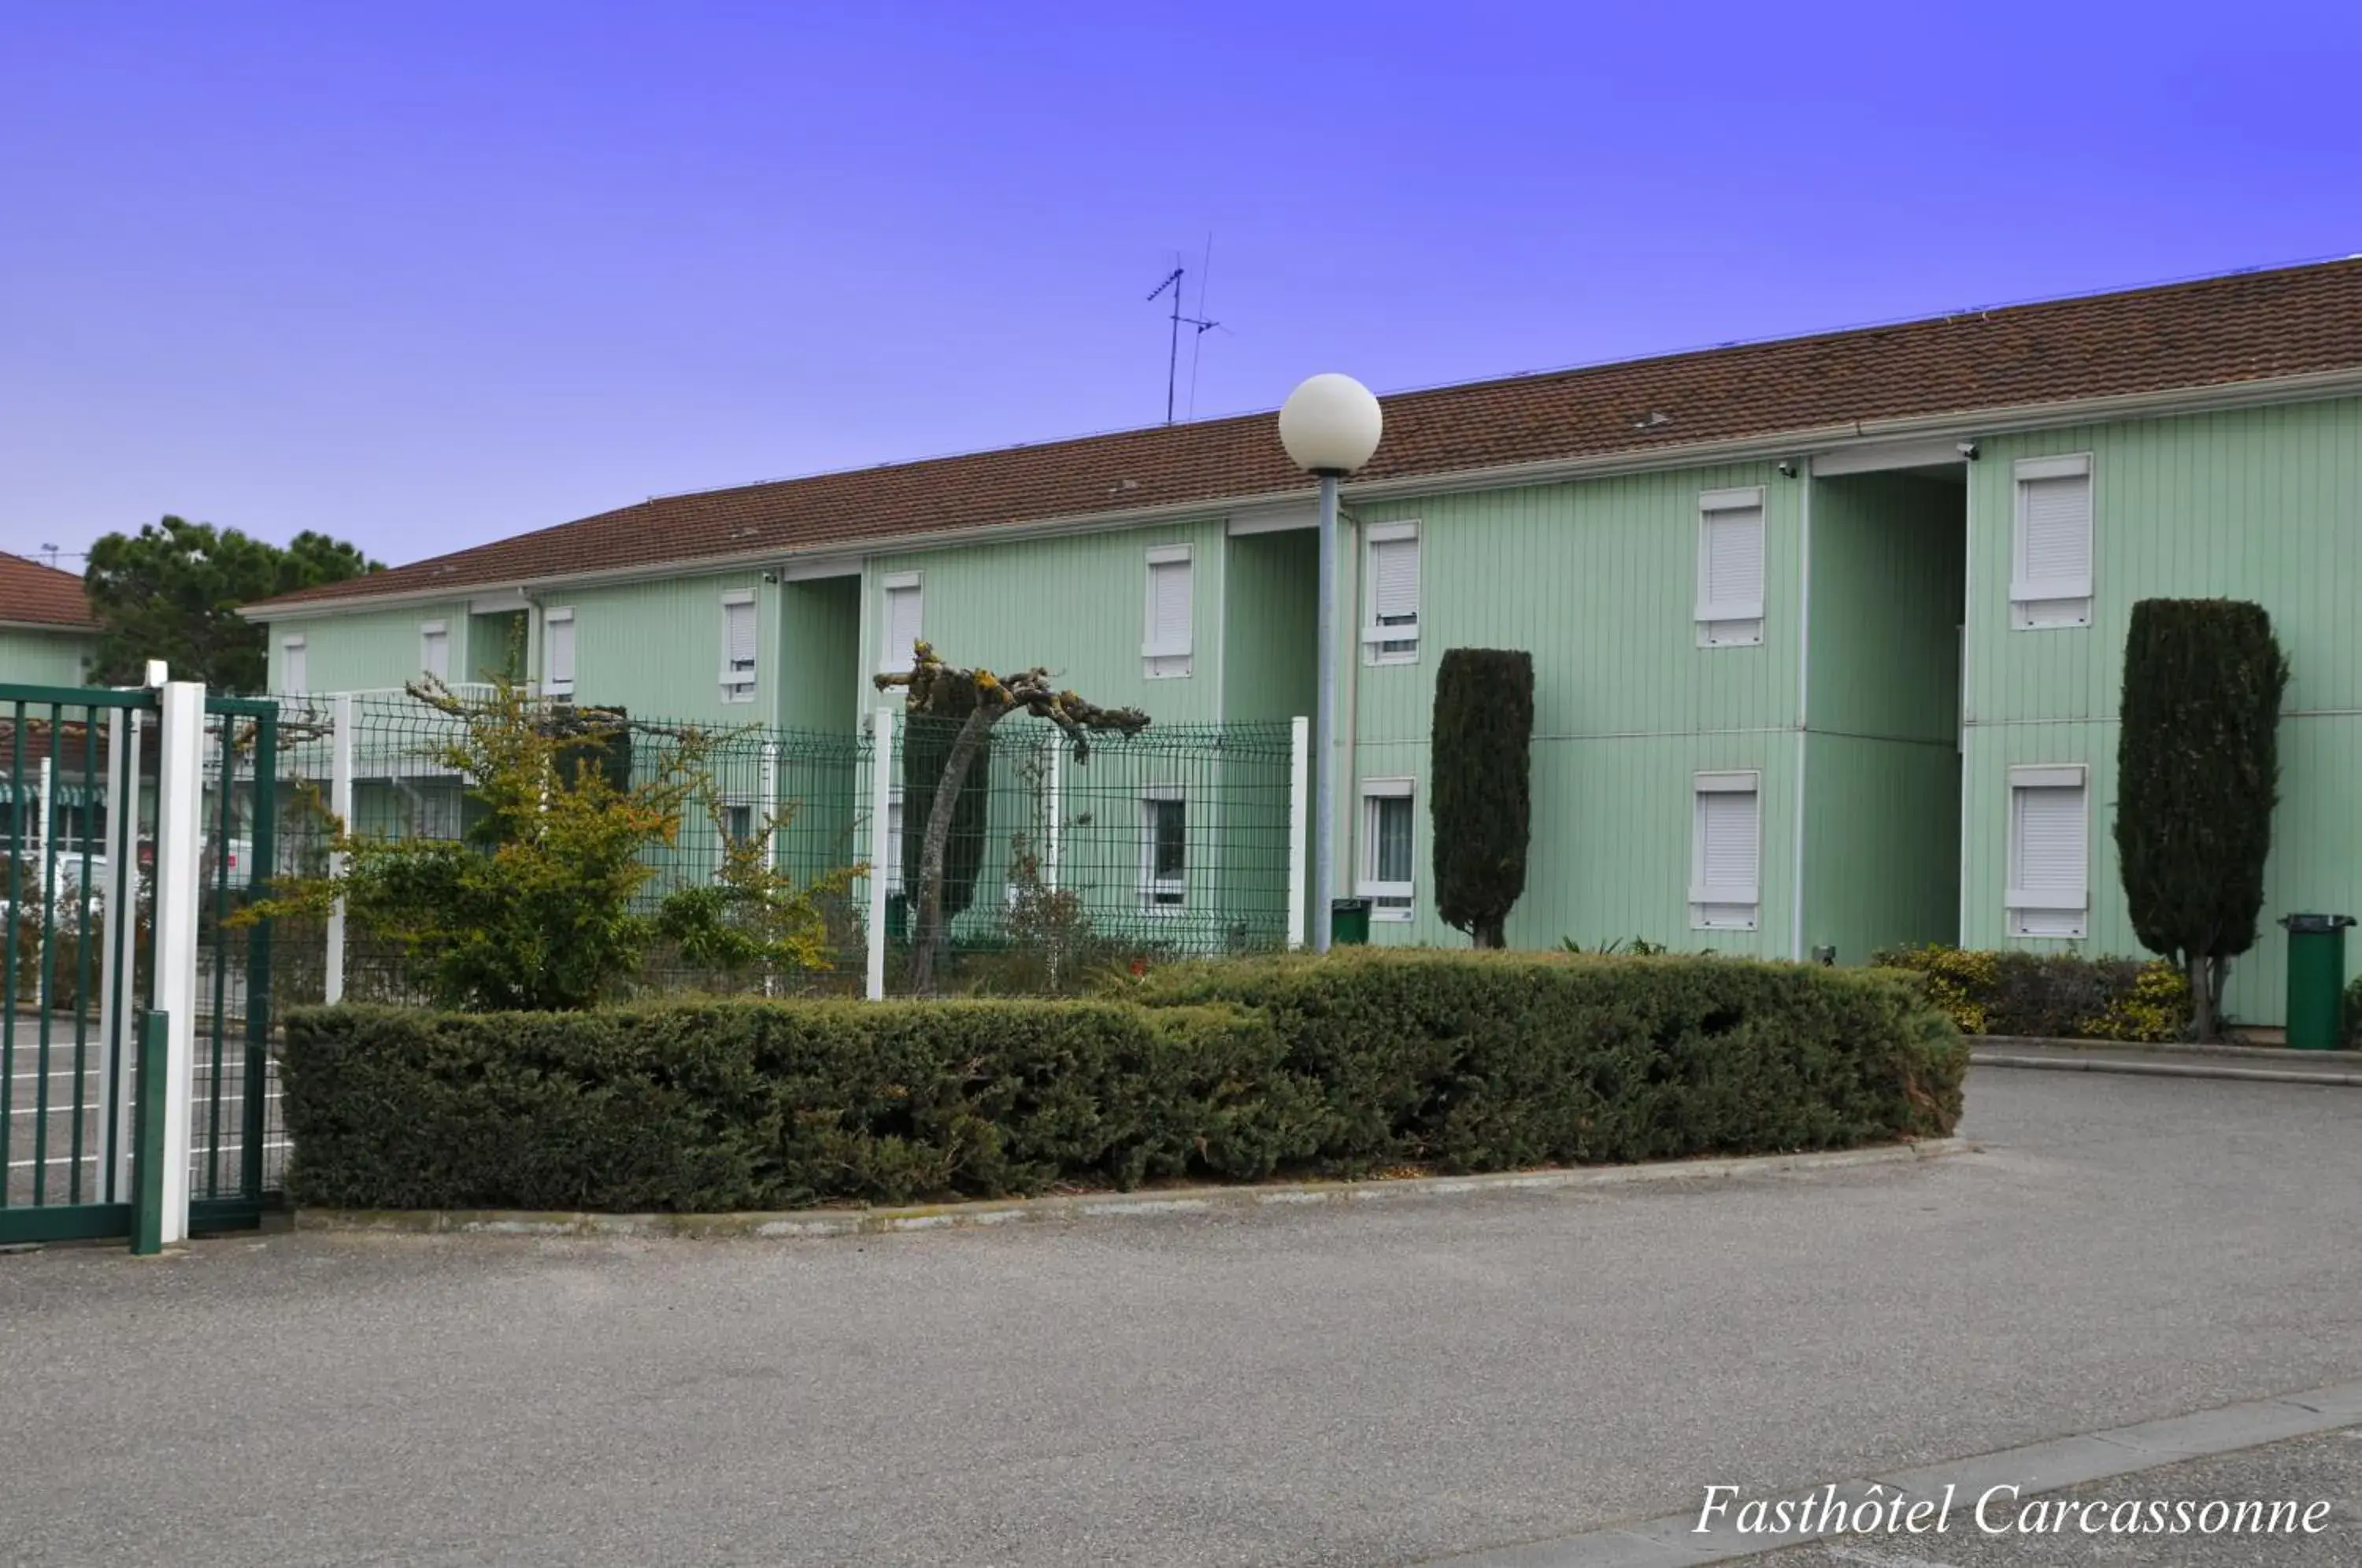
1431,648,1534,949
2114,599,2290,1041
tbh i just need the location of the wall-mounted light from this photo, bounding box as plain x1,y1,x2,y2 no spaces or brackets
1775,460,1798,479
1956,440,1981,460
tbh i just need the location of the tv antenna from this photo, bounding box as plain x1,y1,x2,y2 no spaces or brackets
1147,248,1222,423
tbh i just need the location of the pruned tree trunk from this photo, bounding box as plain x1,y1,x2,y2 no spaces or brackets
907,704,998,996
876,643,1151,996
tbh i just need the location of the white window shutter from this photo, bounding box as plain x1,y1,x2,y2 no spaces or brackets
883,580,923,672
1142,550,1192,675
282,638,307,696
720,594,757,701
1372,538,1418,619
1364,527,1420,660
1690,773,1760,929
420,622,449,681
1696,491,1765,646
2008,768,2088,936
2012,458,2093,628
545,611,576,696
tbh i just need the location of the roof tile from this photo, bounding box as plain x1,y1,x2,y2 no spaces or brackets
250,259,2362,613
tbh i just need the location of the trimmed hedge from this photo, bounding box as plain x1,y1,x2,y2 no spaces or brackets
1872,945,2190,1043
285,951,1963,1212
1128,949,1962,1173
281,1000,1312,1211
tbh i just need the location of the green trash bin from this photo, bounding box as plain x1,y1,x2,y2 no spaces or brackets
2277,913,2354,1051
1329,897,1372,948
886,893,909,945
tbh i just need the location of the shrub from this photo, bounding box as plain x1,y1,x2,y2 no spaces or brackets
1873,945,2189,1043
2116,599,2290,1039
1431,649,1534,948
2345,974,2362,1050
243,678,846,1011
284,952,1964,1211
282,999,1319,1211
1130,949,1963,1174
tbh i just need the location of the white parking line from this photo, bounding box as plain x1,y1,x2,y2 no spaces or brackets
7,1140,291,1170
10,1095,281,1116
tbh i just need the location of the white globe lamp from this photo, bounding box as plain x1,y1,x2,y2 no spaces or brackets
1279,373,1383,475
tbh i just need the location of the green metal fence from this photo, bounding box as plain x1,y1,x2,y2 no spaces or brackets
264,688,1305,1003
2,686,150,1244
192,697,280,1228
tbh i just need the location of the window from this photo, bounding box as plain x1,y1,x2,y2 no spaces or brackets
723,803,754,844
1695,488,1765,648
1139,787,1186,913
544,608,576,699
2008,765,2088,937
1362,522,1420,664
420,621,450,682
880,573,923,673
1689,771,1760,930
2012,454,2093,630
1358,778,1416,920
281,635,307,696
719,590,757,703
1142,545,1193,679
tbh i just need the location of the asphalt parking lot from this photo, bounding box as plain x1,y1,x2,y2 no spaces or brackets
1742,1429,2362,1566
4,1066,2360,1566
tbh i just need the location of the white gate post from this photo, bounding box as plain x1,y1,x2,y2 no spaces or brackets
865,708,894,1002
1043,738,1064,893
324,692,353,1004
759,741,782,875
1287,715,1310,950
149,680,206,1245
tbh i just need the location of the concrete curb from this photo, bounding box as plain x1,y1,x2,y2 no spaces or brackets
1974,1034,2362,1067
293,1137,1970,1241
1972,1049,2362,1087
1416,1375,2362,1566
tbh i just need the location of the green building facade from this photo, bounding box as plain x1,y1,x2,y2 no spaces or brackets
246,261,2362,1024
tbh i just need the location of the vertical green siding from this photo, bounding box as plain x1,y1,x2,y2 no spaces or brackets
1220,529,1316,724
1963,397,2362,1023
268,601,472,694
778,577,861,732
465,612,526,683
862,522,1228,725
1339,461,1802,955
0,628,94,686
1216,528,1316,937
1802,735,1960,962
1801,472,1964,962
541,571,772,727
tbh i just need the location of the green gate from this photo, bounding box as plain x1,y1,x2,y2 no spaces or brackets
191,696,278,1233
2,686,155,1244
0,684,279,1247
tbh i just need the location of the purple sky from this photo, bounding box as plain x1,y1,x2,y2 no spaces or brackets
6,2,2360,568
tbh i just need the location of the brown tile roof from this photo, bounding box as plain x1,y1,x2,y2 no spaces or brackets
0,551,98,630
249,258,2362,615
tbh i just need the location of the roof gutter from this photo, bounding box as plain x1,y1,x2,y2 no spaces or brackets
0,618,99,634
240,364,2362,622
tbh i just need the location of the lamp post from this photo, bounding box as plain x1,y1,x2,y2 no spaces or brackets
1279,373,1383,954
